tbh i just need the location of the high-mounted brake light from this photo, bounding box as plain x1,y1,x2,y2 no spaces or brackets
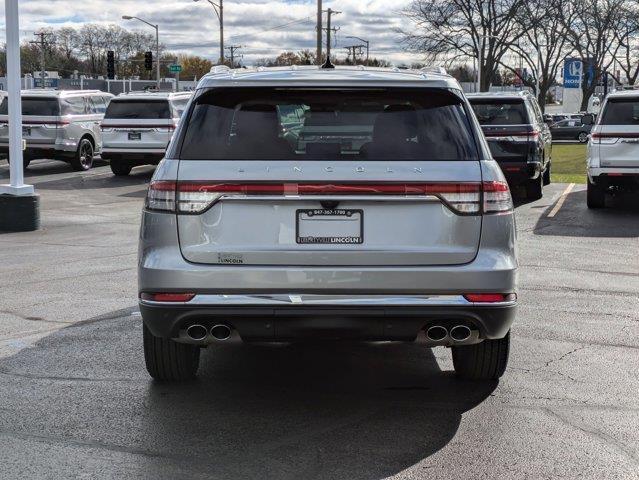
140,292,195,302
464,293,516,303
145,181,513,216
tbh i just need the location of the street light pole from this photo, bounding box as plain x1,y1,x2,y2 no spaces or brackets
122,16,161,90
194,0,224,64
0,0,39,232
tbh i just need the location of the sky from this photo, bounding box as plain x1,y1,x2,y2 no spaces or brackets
1,0,423,66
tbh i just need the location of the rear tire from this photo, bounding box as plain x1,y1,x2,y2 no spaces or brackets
110,162,133,176
578,132,589,143
143,324,200,381
70,138,94,171
587,180,605,209
543,161,551,186
526,174,543,200
452,331,510,380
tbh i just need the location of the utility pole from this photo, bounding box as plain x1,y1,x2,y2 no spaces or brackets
316,0,323,65
225,45,242,67
30,31,53,89
323,8,340,67
345,36,369,65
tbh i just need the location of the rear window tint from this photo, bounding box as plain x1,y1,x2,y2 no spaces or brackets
600,99,639,125
0,97,60,116
105,100,171,119
469,99,529,125
178,87,479,161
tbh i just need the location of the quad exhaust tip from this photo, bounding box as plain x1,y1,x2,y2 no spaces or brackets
186,324,208,341
210,324,232,341
426,325,448,342
450,325,472,342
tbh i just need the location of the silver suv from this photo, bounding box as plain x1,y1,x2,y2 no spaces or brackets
587,90,639,208
0,89,113,170
101,91,192,176
138,66,518,382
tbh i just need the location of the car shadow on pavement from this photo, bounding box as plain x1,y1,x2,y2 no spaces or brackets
32,166,155,191
534,189,639,238
0,312,497,479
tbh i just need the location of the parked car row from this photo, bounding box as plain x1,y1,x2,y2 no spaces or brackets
0,89,193,174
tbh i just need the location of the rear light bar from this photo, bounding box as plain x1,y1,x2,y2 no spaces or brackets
464,293,516,303
484,130,538,142
140,292,195,302
591,132,639,145
146,181,513,216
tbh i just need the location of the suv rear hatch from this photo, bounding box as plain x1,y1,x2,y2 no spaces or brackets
165,87,494,267
469,98,534,163
102,99,175,149
592,96,639,168
0,96,62,146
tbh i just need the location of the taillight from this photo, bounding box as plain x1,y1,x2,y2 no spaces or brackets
146,180,176,212
145,181,513,216
511,130,538,142
483,181,513,214
173,182,484,215
589,132,639,144
464,293,516,303
140,292,195,302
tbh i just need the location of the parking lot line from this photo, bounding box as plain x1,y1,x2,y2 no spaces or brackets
547,183,575,218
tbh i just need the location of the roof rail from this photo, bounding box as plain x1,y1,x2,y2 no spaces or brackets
420,66,447,75
210,65,231,74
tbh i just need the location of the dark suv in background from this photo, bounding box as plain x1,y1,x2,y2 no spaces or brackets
467,91,552,200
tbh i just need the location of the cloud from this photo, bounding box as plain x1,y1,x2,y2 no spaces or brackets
1,0,424,65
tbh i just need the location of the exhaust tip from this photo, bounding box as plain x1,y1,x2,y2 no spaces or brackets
450,325,472,342
210,324,232,341
426,325,448,342
186,324,208,341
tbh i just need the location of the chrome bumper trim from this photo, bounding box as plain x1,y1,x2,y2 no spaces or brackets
140,294,517,308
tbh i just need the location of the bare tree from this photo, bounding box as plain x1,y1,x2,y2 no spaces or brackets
560,0,626,110
609,2,639,86
401,0,525,91
502,0,573,111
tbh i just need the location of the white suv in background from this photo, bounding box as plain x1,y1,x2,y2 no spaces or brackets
101,91,192,176
587,91,639,208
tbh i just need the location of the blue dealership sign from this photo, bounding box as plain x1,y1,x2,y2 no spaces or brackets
564,58,583,88
564,58,596,89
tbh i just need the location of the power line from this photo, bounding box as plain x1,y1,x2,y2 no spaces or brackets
225,45,243,66
228,16,314,43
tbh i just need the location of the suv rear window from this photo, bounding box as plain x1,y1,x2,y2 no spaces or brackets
469,99,529,125
600,98,639,125
105,100,171,119
178,88,478,161
0,97,60,116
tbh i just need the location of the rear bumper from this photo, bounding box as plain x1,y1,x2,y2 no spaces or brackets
140,294,517,341
102,148,165,165
589,167,639,179
498,160,542,184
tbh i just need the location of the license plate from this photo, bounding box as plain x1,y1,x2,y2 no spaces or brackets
128,132,142,141
296,209,363,244
22,127,31,136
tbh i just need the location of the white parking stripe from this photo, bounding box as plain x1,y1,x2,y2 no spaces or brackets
547,183,575,218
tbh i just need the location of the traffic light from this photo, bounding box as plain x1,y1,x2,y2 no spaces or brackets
106,51,115,79
144,51,153,71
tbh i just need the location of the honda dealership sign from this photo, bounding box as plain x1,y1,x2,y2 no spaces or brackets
564,58,596,89
563,58,583,88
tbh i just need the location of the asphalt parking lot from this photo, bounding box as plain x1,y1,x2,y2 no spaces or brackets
0,159,638,479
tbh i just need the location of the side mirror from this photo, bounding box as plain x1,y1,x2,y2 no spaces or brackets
582,114,595,126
